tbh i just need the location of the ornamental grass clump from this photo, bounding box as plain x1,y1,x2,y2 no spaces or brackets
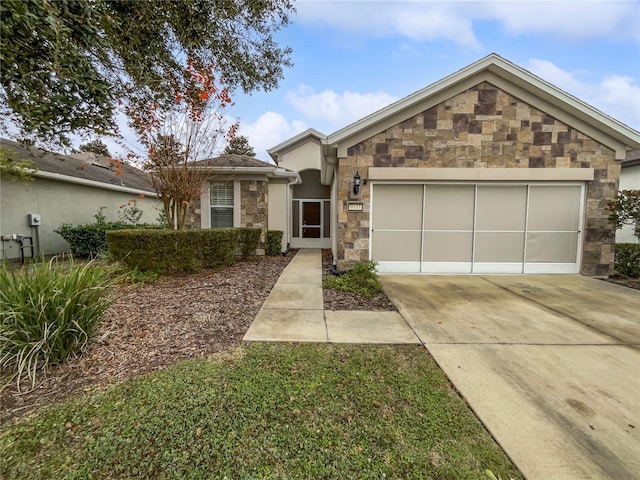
0,257,115,391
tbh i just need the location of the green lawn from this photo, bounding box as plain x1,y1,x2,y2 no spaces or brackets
1,343,522,479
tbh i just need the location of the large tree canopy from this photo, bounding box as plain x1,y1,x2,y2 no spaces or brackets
0,0,293,147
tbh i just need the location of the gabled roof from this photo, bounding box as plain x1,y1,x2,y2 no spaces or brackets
192,153,300,182
0,138,156,194
326,53,640,159
267,128,326,163
193,154,277,168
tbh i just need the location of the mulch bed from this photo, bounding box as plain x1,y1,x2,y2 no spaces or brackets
1,249,398,424
604,276,640,290
1,254,293,424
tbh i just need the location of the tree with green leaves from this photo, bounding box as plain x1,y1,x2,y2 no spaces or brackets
0,147,37,183
223,135,256,157
608,189,640,239
0,0,294,147
78,140,111,157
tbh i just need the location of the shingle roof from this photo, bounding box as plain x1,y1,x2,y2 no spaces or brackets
0,138,155,192
192,154,277,168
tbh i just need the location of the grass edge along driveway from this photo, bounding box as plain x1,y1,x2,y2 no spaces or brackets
0,343,522,479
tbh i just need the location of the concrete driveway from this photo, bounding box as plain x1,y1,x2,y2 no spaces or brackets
380,275,640,480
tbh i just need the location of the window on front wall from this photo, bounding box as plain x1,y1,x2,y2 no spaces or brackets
210,182,234,228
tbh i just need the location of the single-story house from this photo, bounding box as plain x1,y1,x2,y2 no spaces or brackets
616,150,640,243
0,139,161,261
268,54,640,276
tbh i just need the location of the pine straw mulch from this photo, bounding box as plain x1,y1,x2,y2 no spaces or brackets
1,254,294,424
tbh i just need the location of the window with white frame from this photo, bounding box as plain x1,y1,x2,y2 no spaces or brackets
210,182,234,228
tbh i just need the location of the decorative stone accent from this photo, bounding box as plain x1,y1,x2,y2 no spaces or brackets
337,82,619,275
241,180,268,255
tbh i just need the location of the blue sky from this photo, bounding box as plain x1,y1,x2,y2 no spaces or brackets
107,0,640,160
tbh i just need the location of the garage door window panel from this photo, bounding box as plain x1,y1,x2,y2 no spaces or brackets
371,231,421,262
476,186,527,231
373,185,423,230
528,186,581,231
475,232,525,263
424,185,475,230
526,232,579,263
423,232,473,262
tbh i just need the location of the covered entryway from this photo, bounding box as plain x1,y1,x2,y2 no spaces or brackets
371,183,584,274
291,169,331,248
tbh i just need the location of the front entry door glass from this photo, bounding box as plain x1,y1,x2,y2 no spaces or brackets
302,201,321,238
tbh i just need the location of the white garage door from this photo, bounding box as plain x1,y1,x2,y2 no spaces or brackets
371,183,584,274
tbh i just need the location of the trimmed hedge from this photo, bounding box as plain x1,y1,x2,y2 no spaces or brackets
55,222,157,258
266,230,283,256
107,228,261,273
238,228,262,259
614,243,640,278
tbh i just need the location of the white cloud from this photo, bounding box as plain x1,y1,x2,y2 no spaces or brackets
285,84,398,127
296,1,480,48
484,1,640,42
238,111,307,160
528,59,640,129
295,1,639,45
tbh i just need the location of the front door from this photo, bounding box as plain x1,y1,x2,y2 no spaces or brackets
291,199,331,248
302,201,321,238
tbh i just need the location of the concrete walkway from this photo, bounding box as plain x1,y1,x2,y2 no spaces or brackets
243,249,420,344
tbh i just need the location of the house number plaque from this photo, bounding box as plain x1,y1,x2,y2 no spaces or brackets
347,202,363,212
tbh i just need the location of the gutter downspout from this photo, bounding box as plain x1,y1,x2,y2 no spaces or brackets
323,151,339,266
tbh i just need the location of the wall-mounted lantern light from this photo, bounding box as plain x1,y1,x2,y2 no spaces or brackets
353,171,361,195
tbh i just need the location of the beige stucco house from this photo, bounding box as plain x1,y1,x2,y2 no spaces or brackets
269,54,640,276
0,139,161,261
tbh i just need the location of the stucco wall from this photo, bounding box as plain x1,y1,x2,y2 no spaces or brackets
268,180,288,250
337,81,619,276
278,139,323,172
616,164,640,243
0,177,161,260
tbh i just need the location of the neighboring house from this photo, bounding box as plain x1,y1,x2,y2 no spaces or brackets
0,139,161,261
616,150,640,243
187,154,300,254
268,54,640,276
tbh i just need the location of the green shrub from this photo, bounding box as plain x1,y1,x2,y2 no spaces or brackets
107,228,240,273
238,228,262,259
55,222,128,258
0,257,115,390
55,207,160,258
614,243,640,277
266,230,283,255
322,261,382,297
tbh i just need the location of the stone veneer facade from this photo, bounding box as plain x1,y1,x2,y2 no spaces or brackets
337,82,619,276
240,180,268,255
